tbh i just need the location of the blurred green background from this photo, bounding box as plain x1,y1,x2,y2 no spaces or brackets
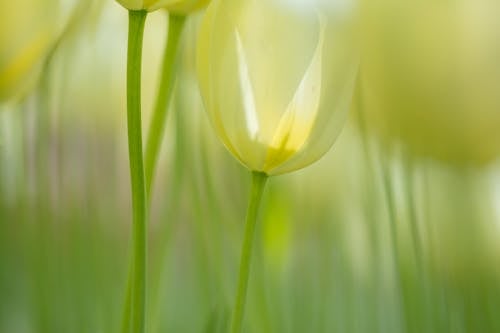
1,1,500,332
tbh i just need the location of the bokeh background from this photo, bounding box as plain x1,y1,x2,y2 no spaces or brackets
1,0,500,332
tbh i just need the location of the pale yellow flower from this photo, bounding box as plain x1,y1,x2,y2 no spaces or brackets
116,0,209,13
0,0,96,103
165,0,210,15
197,0,358,175
361,0,500,165
0,0,59,102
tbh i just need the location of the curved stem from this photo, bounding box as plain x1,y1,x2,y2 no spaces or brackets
144,14,186,197
230,171,269,333
123,10,148,333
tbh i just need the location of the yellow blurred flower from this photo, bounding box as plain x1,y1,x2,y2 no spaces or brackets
197,0,358,175
165,0,210,15
0,0,59,102
116,0,209,13
361,0,500,165
0,0,98,103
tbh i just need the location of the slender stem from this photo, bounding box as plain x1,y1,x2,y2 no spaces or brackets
230,171,269,333
121,264,133,333
403,155,424,273
124,15,186,332
144,14,186,197
123,10,148,333
380,152,409,332
380,157,400,273
148,99,187,332
355,77,381,329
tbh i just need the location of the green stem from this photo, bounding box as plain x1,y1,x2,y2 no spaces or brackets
148,102,186,332
381,157,400,274
121,266,133,333
124,15,186,332
380,153,409,333
230,171,269,333
354,77,380,330
403,155,424,273
144,14,186,197
123,10,148,333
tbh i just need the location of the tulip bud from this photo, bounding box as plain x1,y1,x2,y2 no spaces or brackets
197,0,358,175
116,0,209,13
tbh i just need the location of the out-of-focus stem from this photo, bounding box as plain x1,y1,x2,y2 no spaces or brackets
230,171,268,333
403,155,424,272
380,153,409,333
122,10,148,333
144,14,186,197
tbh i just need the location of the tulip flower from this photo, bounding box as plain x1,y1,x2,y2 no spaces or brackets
197,0,358,176
197,0,358,331
0,0,59,102
361,0,500,166
165,0,210,15
0,0,99,103
116,0,209,13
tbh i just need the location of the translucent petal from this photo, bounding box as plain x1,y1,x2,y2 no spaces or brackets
116,0,209,12
197,0,358,174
